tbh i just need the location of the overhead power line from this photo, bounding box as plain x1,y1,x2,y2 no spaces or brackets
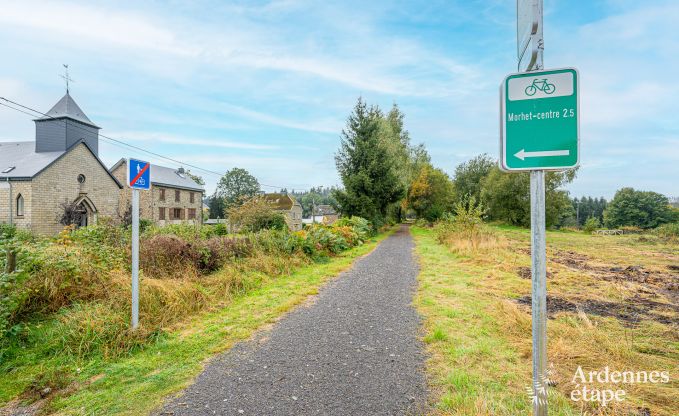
0,96,309,192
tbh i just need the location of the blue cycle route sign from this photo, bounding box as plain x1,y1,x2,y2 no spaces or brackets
127,158,151,190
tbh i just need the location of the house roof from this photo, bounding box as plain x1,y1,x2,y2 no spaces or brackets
0,140,122,188
315,204,337,215
262,193,300,210
35,93,100,128
110,159,205,192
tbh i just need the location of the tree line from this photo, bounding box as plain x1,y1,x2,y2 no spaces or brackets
202,97,677,231
331,98,678,230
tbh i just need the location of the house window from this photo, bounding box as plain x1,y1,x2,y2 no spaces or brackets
173,208,182,219
77,174,86,184
175,190,180,202
159,189,165,201
159,207,166,220
188,208,196,219
16,194,24,217
190,192,195,203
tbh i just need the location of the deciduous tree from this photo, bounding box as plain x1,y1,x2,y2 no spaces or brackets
603,188,675,229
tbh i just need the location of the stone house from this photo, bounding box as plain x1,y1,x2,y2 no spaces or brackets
110,160,204,226
262,193,303,231
0,93,122,235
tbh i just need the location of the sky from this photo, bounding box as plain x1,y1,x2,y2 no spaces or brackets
0,0,677,199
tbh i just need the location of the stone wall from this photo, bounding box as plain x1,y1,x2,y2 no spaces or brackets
282,204,303,231
0,181,33,230
31,143,121,235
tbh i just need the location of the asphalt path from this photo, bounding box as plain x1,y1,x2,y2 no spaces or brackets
159,224,427,415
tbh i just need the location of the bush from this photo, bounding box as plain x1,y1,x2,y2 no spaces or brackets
195,237,252,273
434,199,503,253
228,198,288,232
334,216,373,239
140,235,199,279
582,217,600,234
654,222,679,241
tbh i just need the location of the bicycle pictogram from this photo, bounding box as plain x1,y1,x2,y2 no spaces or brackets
525,78,555,96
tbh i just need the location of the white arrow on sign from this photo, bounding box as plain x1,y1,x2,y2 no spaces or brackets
514,149,569,161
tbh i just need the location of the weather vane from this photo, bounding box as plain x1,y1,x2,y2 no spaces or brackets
60,64,74,94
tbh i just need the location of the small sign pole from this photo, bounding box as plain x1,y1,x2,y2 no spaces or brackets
127,158,150,330
131,188,140,329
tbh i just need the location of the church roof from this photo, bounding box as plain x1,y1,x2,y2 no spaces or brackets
0,140,122,188
0,141,64,179
35,93,100,128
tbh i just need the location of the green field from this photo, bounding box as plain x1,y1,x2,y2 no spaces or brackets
413,225,678,416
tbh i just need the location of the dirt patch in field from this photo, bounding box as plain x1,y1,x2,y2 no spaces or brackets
550,250,679,302
515,294,679,327
516,266,553,279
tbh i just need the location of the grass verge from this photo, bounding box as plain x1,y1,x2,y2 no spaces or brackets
413,225,678,416
1,229,393,415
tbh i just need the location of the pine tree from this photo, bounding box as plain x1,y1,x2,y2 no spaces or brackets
334,98,405,227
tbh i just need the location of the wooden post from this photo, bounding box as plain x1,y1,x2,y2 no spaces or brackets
5,249,16,274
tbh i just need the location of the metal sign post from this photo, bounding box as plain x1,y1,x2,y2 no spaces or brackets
127,158,151,330
530,169,547,416
507,1,581,414
131,189,140,329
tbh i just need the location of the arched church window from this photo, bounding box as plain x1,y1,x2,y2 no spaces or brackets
16,194,24,217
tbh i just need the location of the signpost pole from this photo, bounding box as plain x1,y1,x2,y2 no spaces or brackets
131,188,140,330
528,1,547,414
530,170,547,415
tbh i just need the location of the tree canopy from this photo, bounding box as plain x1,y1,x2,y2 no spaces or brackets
406,165,455,222
603,188,675,229
211,168,261,218
333,98,407,227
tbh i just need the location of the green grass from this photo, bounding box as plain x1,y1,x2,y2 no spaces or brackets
412,225,679,416
0,230,393,415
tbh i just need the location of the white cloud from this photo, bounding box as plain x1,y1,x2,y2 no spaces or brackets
0,1,479,98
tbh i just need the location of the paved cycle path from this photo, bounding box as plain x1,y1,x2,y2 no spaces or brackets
159,225,427,415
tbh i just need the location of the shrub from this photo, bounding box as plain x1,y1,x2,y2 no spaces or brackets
414,218,430,228
582,217,600,234
305,225,349,254
334,216,373,239
195,237,252,272
654,222,679,242
228,198,287,232
0,224,17,239
434,199,503,253
140,235,199,279
212,223,229,236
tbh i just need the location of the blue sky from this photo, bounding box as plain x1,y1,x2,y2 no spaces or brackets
0,0,676,199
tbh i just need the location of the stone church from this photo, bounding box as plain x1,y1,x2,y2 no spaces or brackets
0,93,122,235
0,93,204,235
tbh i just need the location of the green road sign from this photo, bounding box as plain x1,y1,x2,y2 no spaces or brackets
501,67,579,171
